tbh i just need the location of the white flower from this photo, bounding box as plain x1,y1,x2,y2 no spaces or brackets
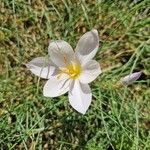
26,29,102,114
121,71,142,85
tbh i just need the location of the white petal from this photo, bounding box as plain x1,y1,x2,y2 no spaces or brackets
121,71,142,85
48,40,75,67
79,60,102,83
26,57,56,79
68,80,92,114
43,74,70,97
75,29,99,64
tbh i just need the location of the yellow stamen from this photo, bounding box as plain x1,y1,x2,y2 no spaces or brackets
59,62,81,79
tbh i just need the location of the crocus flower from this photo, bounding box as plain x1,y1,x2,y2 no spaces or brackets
26,29,102,114
121,71,142,85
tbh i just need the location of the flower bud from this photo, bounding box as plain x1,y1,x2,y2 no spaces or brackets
121,71,142,85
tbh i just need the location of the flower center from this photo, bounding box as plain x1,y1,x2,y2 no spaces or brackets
59,62,81,79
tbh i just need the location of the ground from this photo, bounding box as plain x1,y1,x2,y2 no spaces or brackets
0,0,150,149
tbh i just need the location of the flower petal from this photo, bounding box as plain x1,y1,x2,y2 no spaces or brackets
79,60,101,83
121,71,142,85
69,80,92,114
48,40,75,67
43,74,70,97
26,57,56,79
75,29,99,64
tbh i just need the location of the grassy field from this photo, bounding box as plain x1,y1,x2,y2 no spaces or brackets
0,0,150,149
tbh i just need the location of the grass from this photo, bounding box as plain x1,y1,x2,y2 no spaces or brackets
0,0,150,149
